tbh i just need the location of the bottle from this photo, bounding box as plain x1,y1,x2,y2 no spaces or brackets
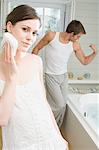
0,32,18,56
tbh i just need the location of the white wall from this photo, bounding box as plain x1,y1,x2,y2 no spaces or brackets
68,0,99,80
0,0,99,80
98,3,99,49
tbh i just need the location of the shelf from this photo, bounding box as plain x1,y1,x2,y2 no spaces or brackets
68,80,99,84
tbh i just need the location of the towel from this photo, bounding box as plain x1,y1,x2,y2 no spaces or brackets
0,32,18,56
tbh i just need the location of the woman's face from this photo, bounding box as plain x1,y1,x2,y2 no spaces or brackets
7,19,40,52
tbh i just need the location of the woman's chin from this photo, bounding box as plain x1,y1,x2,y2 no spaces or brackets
22,46,31,52
22,48,29,53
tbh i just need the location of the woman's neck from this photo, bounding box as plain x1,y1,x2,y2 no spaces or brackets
15,51,28,63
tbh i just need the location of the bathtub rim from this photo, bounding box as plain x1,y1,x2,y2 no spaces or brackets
68,93,99,149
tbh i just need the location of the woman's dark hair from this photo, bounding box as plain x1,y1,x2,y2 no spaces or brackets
66,20,86,35
5,5,41,32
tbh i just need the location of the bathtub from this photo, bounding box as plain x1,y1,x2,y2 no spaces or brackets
66,93,99,149
79,93,99,147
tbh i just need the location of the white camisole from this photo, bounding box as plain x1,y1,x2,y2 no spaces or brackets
0,56,67,150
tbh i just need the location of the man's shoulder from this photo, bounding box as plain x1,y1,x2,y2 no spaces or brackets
45,31,56,42
46,31,56,37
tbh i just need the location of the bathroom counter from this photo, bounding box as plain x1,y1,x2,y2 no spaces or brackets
68,79,99,84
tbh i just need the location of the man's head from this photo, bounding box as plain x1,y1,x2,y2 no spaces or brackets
66,20,86,35
66,20,86,42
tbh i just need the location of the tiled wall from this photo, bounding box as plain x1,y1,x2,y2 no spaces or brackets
68,0,99,80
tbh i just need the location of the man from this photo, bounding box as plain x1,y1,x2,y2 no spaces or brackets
32,20,97,128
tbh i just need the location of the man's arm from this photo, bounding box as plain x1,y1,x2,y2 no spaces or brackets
32,31,55,55
73,41,97,65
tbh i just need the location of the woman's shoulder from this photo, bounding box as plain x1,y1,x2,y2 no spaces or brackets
32,54,42,62
28,54,43,68
26,53,41,61
25,53,43,70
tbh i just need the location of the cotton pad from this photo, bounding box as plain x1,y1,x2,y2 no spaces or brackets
0,32,18,56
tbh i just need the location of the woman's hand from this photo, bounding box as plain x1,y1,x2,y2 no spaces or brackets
2,41,18,82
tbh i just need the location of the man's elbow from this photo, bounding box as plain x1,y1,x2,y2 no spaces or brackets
82,61,88,65
32,48,39,55
80,58,89,65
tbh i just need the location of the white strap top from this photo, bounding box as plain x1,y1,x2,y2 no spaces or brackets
45,32,73,75
0,79,66,150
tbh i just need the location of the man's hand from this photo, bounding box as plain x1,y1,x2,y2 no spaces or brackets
89,44,97,54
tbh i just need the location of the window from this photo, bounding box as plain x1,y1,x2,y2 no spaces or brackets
35,7,61,36
0,0,75,38
5,1,65,37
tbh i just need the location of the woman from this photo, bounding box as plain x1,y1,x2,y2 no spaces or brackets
0,5,68,150
0,128,2,150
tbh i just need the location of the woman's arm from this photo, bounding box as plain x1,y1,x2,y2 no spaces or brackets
0,80,16,126
0,42,17,127
73,42,97,65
